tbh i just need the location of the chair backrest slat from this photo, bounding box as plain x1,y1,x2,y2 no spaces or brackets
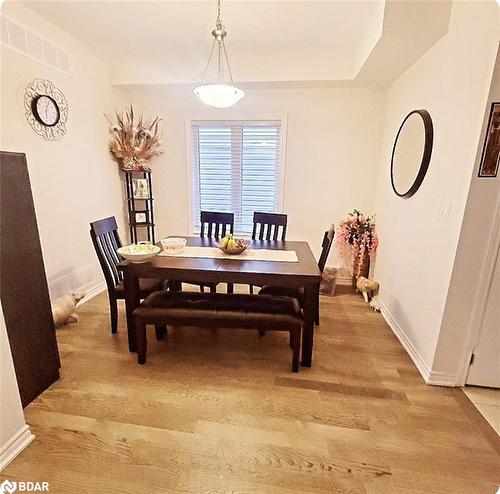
317,224,335,273
252,212,288,242
200,211,234,239
90,216,124,290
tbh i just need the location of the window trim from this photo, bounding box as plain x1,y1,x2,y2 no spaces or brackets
185,115,288,235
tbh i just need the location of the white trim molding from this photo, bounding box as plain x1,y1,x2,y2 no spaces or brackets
0,425,35,472
427,370,458,387
374,295,458,387
79,281,106,304
373,295,432,384
48,264,106,303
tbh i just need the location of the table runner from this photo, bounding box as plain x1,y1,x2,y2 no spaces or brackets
159,246,298,262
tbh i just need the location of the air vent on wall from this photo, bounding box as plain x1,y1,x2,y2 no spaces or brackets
0,15,71,76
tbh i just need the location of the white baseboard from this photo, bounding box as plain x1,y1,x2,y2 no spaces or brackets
374,295,458,387
427,370,458,387
48,263,106,304
79,281,106,304
373,295,432,384
48,264,97,299
0,425,35,472
336,276,352,285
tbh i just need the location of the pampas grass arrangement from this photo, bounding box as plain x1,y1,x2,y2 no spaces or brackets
105,105,163,172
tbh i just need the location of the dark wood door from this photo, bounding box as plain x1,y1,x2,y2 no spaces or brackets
0,151,60,407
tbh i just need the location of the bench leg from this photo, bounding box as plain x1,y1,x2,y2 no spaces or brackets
155,325,167,341
135,318,147,364
291,327,300,373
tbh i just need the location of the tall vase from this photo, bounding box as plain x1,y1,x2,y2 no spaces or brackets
352,246,370,288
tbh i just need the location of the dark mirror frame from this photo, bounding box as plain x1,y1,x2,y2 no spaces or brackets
390,109,434,198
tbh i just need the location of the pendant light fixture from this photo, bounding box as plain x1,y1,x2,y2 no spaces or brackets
194,0,244,108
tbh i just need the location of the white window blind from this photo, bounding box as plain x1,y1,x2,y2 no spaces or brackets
191,120,282,234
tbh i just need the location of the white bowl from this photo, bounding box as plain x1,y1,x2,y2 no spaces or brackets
160,237,186,255
117,243,161,263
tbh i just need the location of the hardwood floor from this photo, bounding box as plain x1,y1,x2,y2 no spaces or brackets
2,286,499,493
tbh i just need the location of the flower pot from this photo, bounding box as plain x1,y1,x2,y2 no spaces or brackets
352,247,370,288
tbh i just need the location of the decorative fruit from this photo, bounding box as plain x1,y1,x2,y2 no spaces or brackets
220,234,231,249
218,234,250,254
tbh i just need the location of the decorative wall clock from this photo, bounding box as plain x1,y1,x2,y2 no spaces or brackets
24,79,68,141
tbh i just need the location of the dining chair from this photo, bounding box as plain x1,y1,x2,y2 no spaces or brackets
200,210,234,239
249,211,288,294
252,211,288,241
90,216,167,338
181,211,235,294
259,224,335,326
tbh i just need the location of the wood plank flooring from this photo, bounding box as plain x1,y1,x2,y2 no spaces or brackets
1,286,499,493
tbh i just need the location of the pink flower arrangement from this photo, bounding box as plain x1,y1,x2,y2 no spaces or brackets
336,209,379,277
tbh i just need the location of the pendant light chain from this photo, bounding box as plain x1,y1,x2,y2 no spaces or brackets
200,39,217,86
216,0,222,28
199,0,233,87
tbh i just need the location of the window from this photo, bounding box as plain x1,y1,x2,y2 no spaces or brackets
190,120,283,234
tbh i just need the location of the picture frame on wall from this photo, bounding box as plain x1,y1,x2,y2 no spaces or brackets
132,178,150,198
478,102,500,178
135,211,148,224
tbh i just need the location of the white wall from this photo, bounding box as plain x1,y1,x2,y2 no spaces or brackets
120,86,386,259
0,3,126,300
0,301,34,471
373,0,499,382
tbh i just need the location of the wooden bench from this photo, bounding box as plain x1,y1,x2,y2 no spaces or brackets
133,291,303,372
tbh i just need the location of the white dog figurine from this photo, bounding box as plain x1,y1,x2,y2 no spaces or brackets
356,277,380,304
52,291,86,328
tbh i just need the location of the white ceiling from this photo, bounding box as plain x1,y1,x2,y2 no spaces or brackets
21,0,452,88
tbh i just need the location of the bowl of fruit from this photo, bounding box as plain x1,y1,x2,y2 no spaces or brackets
217,234,251,255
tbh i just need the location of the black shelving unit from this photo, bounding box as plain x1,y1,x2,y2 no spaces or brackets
125,171,155,244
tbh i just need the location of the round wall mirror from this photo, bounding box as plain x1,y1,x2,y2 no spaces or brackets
391,109,433,198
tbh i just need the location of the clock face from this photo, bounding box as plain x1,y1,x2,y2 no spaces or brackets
33,95,60,126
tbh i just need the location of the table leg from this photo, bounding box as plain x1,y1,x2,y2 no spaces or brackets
123,269,140,353
302,284,315,367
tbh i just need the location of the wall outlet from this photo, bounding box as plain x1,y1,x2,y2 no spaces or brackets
437,201,451,221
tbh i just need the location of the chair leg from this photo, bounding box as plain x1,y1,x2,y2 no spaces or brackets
291,327,300,373
314,284,320,326
249,284,254,294
135,317,147,364
258,329,266,337
227,283,234,294
155,325,167,341
210,284,217,294
200,285,205,293
110,295,118,334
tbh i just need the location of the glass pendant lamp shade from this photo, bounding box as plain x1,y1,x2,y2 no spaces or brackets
194,84,245,108
195,0,244,108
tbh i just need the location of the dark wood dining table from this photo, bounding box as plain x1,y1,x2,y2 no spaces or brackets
117,237,321,367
